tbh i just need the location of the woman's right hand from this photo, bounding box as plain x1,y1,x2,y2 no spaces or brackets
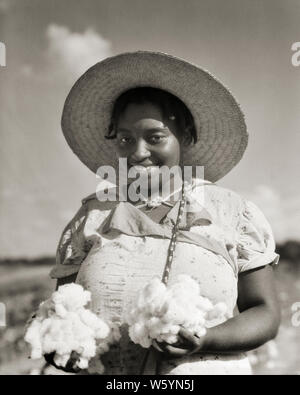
152,328,208,358
44,351,82,374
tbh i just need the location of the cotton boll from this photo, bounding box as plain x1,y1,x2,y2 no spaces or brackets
170,275,200,297
195,327,207,338
161,334,178,344
25,283,117,373
146,316,161,329
129,323,151,348
38,299,55,317
147,317,165,339
162,301,184,324
54,353,70,368
131,322,148,340
143,277,166,299
206,302,227,321
52,283,91,311
159,323,174,335
196,296,214,312
30,345,43,360
139,337,152,349
124,307,139,325
79,309,99,329
138,278,167,310
169,324,180,335
78,340,96,359
156,299,171,317
77,357,89,370
79,309,110,339
156,334,164,343
148,295,169,317
54,303,68,318
25,322,43,359
126,274,228,348
94,323,110,340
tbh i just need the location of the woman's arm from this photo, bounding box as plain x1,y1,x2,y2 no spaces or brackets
156,265,281,357
201,264,281,353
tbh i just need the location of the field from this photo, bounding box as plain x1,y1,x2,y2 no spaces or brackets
0,258,299,375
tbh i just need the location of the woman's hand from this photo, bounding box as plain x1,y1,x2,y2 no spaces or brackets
153,327,208,358
44,351,82,374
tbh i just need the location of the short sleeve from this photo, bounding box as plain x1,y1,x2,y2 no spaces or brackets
50,204,89,280
236,200,279,274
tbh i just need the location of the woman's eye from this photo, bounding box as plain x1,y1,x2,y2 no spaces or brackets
119,137,133,145
149,136,164,144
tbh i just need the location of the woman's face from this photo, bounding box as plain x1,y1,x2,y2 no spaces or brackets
115,102,183,172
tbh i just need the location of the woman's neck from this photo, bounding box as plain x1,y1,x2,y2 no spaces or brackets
126,174,184,206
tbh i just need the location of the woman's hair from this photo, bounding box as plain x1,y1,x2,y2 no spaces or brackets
105,87,197,144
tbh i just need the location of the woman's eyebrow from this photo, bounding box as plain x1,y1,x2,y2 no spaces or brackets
117,127,132,133
146,127,168,133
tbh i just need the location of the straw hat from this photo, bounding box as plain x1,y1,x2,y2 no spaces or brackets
61,51,248,182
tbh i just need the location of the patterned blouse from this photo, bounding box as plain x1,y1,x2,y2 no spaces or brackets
50,179,279,375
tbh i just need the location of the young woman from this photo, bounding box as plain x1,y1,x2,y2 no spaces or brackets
48,52,280,374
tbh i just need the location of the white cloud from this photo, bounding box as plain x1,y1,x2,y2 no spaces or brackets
242,185,300,243
45,24,112,81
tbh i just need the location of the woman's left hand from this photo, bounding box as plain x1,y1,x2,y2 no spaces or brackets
153,327,208,357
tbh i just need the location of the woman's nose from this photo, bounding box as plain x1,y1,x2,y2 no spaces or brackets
130,139,151,162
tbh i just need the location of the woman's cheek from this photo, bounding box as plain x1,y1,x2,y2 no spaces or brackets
159,140,181,165
116,144,131,158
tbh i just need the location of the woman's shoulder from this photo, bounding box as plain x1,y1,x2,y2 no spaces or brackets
60,190,119,233
81,192,98,205
189,179,245,211
81,189,119,211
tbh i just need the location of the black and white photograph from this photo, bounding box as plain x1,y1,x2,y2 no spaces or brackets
0,0,299,377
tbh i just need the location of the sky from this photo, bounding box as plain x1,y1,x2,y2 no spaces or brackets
0,0,300,258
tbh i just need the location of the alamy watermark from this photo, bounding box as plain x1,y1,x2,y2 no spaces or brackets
291,302,300,327
96,159,205,211
0,41,6,67
0,302,6,327
291,42,300,67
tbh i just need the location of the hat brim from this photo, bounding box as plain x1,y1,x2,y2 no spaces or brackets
61,51,248,182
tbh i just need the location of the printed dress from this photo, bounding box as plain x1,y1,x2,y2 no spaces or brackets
50,179,279,375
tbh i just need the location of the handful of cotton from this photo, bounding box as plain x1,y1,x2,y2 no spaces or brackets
25,283,116,371
125,275,227,348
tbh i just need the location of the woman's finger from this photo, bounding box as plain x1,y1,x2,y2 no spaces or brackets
44,352,57,367
153,341,192,357
152,340,164,352
65,351,81,373
178,328,200,347
164,344,191,357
